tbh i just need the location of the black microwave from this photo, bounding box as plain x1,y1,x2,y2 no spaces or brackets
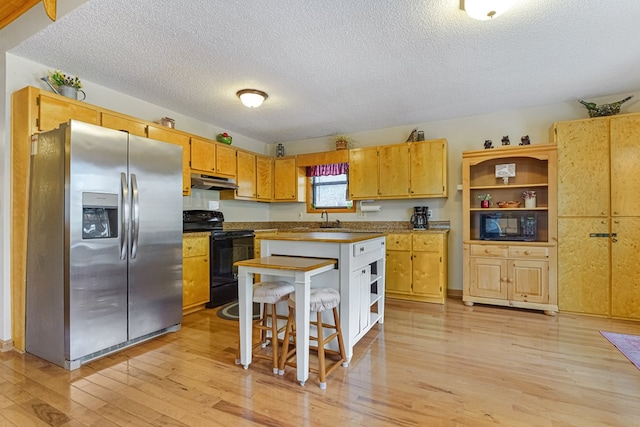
480,212,537,241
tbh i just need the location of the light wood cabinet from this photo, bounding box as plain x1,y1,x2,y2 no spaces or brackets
148,125,191,195
190,137,217,174
236,150,257,199
220,151,272,201
256,155,274,201
349,146,379,199
38,92,99,131
467,244,549,307
182,234,210,314
410,138,448,197
378,144,410,198
101,112,147,137
273,156,305,202
349,139,448,200
385,232,448,304
554,113,640,320
462,143,558,315
190,137,236,178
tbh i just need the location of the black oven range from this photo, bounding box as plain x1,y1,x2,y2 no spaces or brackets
183,210,254,308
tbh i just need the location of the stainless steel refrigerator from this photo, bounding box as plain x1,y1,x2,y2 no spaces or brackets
26,120,183,370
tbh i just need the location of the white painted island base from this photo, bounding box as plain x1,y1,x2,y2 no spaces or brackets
258,232,386,363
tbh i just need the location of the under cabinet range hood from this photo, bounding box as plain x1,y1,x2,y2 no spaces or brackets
191,173,238,190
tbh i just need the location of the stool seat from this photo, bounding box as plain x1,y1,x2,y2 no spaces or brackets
280,287,347,389
288,287,339,312
254,281,295,304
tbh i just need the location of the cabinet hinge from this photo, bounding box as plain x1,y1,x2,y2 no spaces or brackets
36,97,40,106
36,118,40,128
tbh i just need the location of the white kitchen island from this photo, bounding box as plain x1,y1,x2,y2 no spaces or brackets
258,232,386,362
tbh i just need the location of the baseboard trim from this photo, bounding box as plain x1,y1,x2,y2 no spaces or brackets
1,339,14,352
447,289,462,299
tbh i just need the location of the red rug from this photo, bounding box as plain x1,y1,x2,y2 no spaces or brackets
601,331,640,370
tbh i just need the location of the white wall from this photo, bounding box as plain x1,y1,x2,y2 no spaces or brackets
272,92,640,293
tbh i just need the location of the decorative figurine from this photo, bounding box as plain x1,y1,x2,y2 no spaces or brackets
501,136,510,145
520,135,530,145
484,140,493,149
579,95,633,118
406,128,418,142
276,143,285,157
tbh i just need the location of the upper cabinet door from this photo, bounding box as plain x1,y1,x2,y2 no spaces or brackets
215,144,237,178
349,147,379,199
410,139,447,197
38,93,99,131
256,155,273,201
190,137,217,173
101,113,147,137
236,151,257,199
611,115,640,216
378,144,410,198
556,119,610,217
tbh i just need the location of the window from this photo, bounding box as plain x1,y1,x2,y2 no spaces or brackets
306,163,355,213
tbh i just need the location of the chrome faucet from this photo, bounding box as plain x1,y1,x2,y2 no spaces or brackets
321,210,328,226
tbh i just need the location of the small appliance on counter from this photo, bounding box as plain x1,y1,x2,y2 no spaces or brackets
183,210,254,307
410,206,429,229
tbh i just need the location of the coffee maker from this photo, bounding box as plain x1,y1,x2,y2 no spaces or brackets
410,206,429,229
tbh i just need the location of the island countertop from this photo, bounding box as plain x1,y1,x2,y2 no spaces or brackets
257,231,385,243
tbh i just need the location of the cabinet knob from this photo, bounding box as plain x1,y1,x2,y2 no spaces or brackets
484,249,491,253
524,250,531,255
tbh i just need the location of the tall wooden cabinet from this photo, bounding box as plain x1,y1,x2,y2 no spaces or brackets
462,144,558,315
553,113,640,320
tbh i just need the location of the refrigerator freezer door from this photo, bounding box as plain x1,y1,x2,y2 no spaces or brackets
127,134,183,339
67,121,130,361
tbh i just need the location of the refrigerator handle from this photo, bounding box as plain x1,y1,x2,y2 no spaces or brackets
120,172,128,260
131,173,140,259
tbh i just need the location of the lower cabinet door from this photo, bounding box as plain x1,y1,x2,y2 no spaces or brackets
558,218,610,315
385,251,411,294
611,217,640,320
412,251,442,298
469,257,507,299
509,259,548,304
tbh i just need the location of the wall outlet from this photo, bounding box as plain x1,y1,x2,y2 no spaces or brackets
297,211,303,219
427,209,433,218
358,211,366,218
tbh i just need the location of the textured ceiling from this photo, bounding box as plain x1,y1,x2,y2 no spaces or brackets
9,0,640,143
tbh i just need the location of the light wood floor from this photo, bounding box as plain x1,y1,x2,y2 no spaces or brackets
1,298,639,426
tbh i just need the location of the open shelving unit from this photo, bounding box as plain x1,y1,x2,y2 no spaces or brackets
462,144,558,315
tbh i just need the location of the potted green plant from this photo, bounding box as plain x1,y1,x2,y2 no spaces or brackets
44,70,86,100
48,70,83,89
477,193,492,208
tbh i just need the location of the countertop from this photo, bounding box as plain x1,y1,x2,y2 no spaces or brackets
257,231,385,243
182,231,211,237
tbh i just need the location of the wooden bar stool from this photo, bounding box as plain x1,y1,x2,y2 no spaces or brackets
279,288,347,389
237,281,294,374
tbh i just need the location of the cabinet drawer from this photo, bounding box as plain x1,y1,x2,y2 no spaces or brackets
508,246,549,259
386,233,411,250
412,234,441,251
183,237,209,257
470,244,508,257
354,239,384,257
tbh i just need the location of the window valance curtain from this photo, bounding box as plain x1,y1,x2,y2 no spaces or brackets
306,162,349,177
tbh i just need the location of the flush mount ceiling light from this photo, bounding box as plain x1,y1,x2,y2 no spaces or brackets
236,89,268,108
460,0,515,20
